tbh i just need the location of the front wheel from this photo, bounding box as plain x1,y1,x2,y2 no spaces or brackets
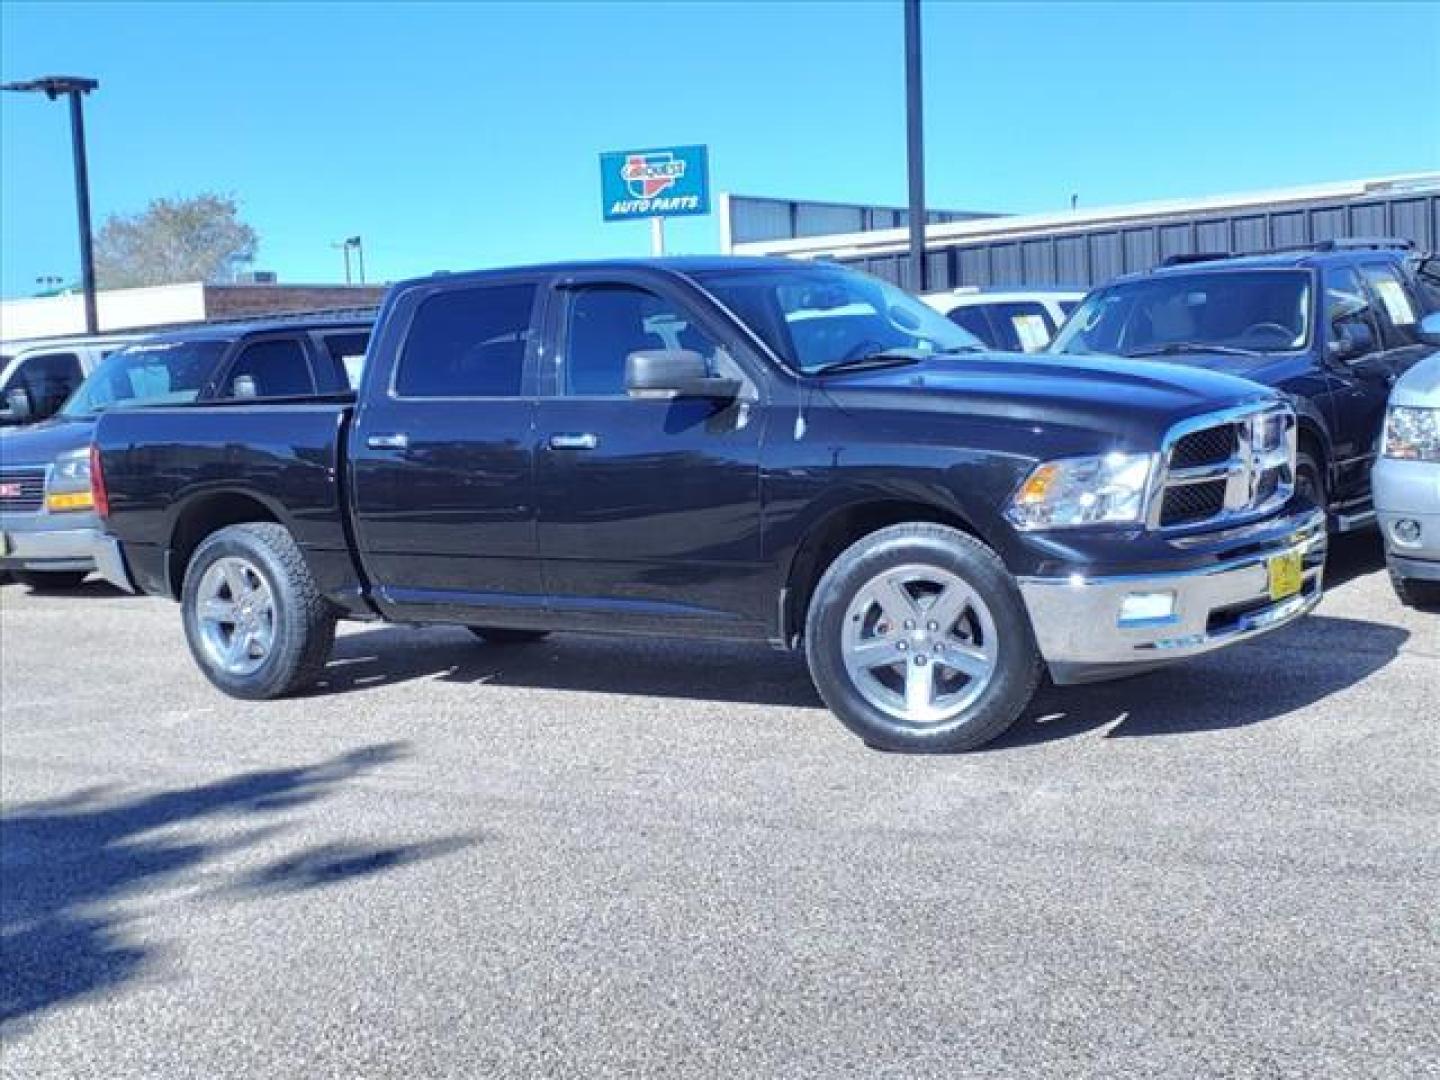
181,522,336,700
804,523,1043,753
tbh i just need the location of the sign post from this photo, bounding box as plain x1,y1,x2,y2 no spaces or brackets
600,144,710,253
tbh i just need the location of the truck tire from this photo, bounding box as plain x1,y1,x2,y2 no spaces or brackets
181,522,336,700
14,570,89,591
804,523,1043,753
1389,567,1440,611
467,627,550,644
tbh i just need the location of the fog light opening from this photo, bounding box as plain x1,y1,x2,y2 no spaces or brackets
1118,590,1177,627
1391,518,1422,547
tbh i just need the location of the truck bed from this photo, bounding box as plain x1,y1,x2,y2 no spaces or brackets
94,400,367,609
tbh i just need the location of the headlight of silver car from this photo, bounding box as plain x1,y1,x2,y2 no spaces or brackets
1383,406,1440,462
1006,452,1155,529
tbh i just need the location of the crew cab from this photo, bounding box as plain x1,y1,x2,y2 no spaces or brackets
1051,239,1440,531
91,257,1325,753
1,317,371,590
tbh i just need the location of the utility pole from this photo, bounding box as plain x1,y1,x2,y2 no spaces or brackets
3,76,101,333
903,0,928,293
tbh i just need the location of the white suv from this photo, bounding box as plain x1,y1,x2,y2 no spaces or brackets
0,335,142,427
921,288,1084,353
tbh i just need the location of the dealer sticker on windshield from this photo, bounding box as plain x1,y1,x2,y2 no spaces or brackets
1267,549,1304,601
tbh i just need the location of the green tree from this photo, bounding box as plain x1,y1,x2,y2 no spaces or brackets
94,193,259,288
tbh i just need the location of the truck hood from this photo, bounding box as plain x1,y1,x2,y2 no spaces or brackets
821,352,1278,446
0,415,96,468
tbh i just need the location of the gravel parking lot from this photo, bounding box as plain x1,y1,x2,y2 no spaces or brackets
1,535,1435,1079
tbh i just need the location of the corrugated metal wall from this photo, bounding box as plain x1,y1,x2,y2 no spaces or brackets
726,195,997,245
841,192,1439,292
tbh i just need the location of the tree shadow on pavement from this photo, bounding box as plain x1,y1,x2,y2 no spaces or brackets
0,742,476,1031
994,613,1408,749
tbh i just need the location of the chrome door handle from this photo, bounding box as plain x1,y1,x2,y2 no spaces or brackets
548,433,599,450
366,433,409,450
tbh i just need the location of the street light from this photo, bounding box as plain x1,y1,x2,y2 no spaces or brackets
2,75,101,334
331,236,366,285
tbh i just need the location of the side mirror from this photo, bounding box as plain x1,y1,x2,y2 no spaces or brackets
1417,310,1440,347
1327,319,1376,363
625,349,740,400
2,386,33,423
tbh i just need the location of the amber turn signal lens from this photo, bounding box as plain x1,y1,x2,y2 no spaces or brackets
46,490,94,512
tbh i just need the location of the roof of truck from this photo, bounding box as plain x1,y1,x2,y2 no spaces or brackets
407,255,855,289
129,314,376,345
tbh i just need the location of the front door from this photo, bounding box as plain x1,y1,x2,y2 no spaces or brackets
1319,265,1391,506
350,277,545,624
534,275,770,638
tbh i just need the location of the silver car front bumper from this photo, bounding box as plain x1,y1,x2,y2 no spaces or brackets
1018,520,1326,685
1372,455,1440,580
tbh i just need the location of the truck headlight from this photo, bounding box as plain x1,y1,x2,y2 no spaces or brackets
1383,406,1440,462
1007,452,1155,529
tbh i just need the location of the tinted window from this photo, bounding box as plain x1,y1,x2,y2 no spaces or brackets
320,331,371,390
397,284,536,397
13,352,83,415
993,301,1056,351
947,306,995,345
1359,263,1418,345
61,340,225,416
220,338,315,399
1324,266,1381,355
564,286,721,396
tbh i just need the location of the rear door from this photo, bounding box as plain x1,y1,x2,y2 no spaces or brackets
349,276,545,623
533,271,769,636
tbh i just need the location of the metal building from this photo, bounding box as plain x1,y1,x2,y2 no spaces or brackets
724,174,1440,291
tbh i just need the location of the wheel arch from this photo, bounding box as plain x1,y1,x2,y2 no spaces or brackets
165,489,285,599
780,497,991,647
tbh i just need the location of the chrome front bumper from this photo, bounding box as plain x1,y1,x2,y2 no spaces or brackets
1018,524,1326,685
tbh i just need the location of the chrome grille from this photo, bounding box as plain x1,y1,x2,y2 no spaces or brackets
1150,405,1296,530
0,467,47,514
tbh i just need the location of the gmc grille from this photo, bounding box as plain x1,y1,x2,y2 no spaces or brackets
1151,405,1296,530
0,467,46,514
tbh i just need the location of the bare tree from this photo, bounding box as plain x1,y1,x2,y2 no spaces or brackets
94,193,259,288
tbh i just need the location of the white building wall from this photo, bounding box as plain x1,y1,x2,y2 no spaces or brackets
0,282,208,343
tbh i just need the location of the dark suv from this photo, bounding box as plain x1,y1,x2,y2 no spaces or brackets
1051,240,1440,530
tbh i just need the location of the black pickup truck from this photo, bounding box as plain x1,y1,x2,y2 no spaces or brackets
92,257,1326,752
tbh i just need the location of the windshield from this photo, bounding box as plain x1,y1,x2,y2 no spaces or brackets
1051,269,1313,357
692,264,984,374
61,339,226,416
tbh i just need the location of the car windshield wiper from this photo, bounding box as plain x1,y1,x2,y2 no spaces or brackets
810,350,927,376
1123,342,1264,359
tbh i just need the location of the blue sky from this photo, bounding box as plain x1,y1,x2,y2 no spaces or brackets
2,0,1437,298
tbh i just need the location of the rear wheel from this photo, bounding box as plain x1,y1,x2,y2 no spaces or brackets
804,523,1043,753
14,570,89,591
1389,567,1440,611
181,523,336,699
467,626,550,644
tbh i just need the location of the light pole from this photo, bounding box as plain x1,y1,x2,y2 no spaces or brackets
332,236,365,285
3,75,101,333
903,0,927,293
